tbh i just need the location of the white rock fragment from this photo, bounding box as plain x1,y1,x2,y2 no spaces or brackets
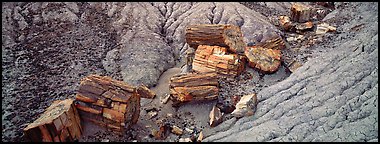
209,105,223,127
231,93,258,118
171,125,183,135
179,138,192,142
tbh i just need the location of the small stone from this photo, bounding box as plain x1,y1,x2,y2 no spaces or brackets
288,60,303,73
148,111,158,119
286,37,296,42
316,23,336,35
101,139,110,142
197,131,204,142
179,138,193,142
231,93,258,118
166,113,173,118
209,105,223,127
132,140,138,142
171,125,183,135
160,94,171,104
185,127,194,133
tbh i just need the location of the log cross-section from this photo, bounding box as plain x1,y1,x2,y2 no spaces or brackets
185,24,247,54
23,99,82,142
74,75,141,134
169,72,219,103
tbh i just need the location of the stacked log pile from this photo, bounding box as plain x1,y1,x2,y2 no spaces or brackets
192,45,245,77
74,75,141,134
169,72,219,103
23,99,82,142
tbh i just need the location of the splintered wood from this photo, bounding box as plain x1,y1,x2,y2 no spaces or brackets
185,24,246,54
192,45,245,77
169,72,219,103
75,75,140,134
23,99,82,142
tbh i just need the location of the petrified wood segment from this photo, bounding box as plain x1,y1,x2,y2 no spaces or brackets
192,45,245,77
244,46,281,73
169,72,219,103
185,24,246,54
74,75,140,133
290,3,313,23
23,99,82,142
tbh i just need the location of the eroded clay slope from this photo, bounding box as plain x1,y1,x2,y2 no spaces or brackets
203,2,378,142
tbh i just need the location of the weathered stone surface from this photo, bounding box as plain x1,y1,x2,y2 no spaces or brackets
203,2,378,142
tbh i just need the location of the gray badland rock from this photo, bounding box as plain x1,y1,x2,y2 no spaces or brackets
203,2,378,142
2,2,281,141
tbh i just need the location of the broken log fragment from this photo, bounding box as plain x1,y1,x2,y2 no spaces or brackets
279,16,294,31
23,99,82,142
291,3,313,23
192,45,245,77
75,75,140,133
137,84,156,99
244,46,281,73
169,72,219,103
185,24,247,54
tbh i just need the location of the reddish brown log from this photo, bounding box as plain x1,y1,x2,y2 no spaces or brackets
74,75,140,133
185,24,246,54
291,3,313,23
192,45,245,77
23,99,82,142
169,72,219,103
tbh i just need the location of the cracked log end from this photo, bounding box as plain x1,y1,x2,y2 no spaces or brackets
291,3,313,23
185,24,246,54
74,75,140,133
192,45,245,77
231,93,258,118
169,72,219,103
23,99,82,142
244,46,281,73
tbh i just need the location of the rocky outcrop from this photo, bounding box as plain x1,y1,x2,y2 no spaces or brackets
203,2,378,142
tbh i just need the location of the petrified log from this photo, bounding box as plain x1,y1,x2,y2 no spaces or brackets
192,45,245,77
185,24,246,54
290,3,313,23
279,16,294,31
169,72,219,103
74,75,140,133
244,46,281,73
23,99,82,142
